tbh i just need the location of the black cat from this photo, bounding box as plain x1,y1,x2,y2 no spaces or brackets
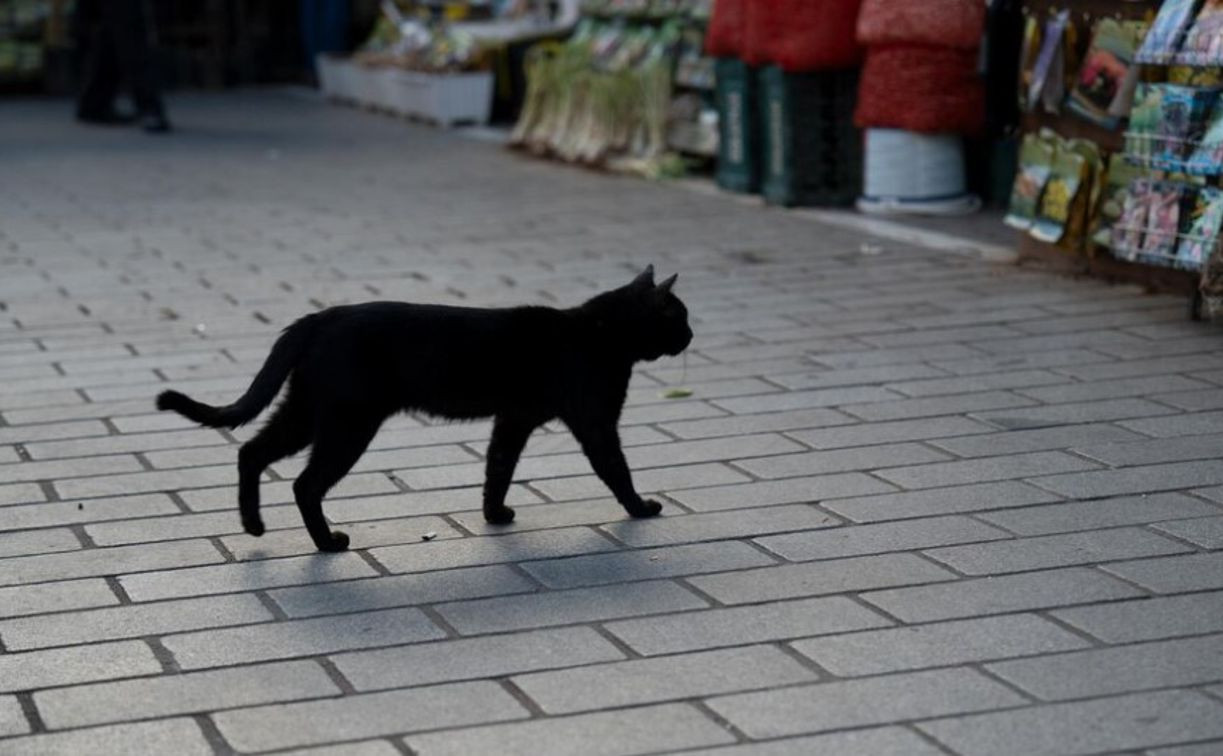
156,266,693,552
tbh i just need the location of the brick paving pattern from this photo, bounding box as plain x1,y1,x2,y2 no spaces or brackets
1,91,1223,754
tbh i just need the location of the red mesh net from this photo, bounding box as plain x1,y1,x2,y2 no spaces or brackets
857,0,986,50
854,45,985,134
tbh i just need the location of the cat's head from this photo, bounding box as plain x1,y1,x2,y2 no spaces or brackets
590,265,693,361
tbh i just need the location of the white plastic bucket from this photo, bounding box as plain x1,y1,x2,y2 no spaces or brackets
859,128,979,215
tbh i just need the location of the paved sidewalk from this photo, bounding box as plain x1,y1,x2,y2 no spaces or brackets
2,90,1223,755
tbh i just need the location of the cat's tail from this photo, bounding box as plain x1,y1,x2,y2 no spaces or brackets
155,313,321,429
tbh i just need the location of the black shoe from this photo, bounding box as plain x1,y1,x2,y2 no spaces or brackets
77,109,137,126
141,113,171,133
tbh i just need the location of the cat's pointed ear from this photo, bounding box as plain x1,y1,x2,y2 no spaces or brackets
631,265,655,289
657,273,678,294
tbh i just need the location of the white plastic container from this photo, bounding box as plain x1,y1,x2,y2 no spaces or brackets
381,69,494,127
857,128,980,216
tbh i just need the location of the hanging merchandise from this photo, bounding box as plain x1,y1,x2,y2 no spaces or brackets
1025,9,1074,114
1005,132,1056,229
1067,19,1146,128
857,0,985,50
855,46,985,134
1092,153,1147,246
1137,0,1203,63
747,0,863,72
1179,0,1223,64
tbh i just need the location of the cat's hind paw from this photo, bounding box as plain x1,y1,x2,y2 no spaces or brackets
316,531,350,552
484,506,516,525
626,499,663,518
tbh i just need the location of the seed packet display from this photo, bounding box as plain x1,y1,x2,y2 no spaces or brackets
1189,96,1223,172
1126,83,1164,159
1065,138,1104,249
1155,85,1217,165
1139,0,1204,63
1140,183,1185,264
1069,19,1140,128
1093,154,1146,248
1031,146,1087,244
1112,179,1152,257
1179,186,1223,267
1180,0,1223,64
1028,10,1070,114
1005,134,1055,230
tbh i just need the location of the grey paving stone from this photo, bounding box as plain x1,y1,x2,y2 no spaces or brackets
919,690,1223,756
929,348,1110,376
1018,375,1210,404
0,420,109,447
791,614,1090,676
0,493,179,532
119,552,377,601
711,386,900,414
600,504,837,548
811,343,983,371
0,482,43,507
26,428,229,461
55,464,238,499
862,567,1145,622
1057,353,1223,381
521,541,776,589
0,593,272,650
1032,461,1223,499
977,493,1221,535
452,497,656,535
659,408,854,440
841,391,1037,422
268,564,538,618
1146,742,1223,756
437,580,708,635
532,463,751,502
688,553,956,605
756,515,1010,561
84,505,301,546
0,454,144,486
1075,433,1223,467
35,660,340,729
0,539,222,588
707,668,1027,739
0,578,118,620
0,718,214,756
605,596,892,655
824,481,1061,523
678,726,946,756
1104,552,1223,593
369,527,618,575
924,528,1189,575
0,528,80,558
272,743,402,756
223,516,464,561
1153,387,1223,411
771,363,947,391
333,626,623,691
0,694,29,736
1053,591,1223,643
974,398,1179,430
789,416,993,450
668,473,897,513
0,640,161,693
405,702,734,756
1121,409,1223,437
514,645,816,714
735,443,951,480
1153,516,1223,548
162,606,446,670
886,369,1071,398
213,680,527,752
930,422,1146,458
877,451,1100,490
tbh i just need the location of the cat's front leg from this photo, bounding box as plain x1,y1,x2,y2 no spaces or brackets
571,422,662,519
483,415,537,524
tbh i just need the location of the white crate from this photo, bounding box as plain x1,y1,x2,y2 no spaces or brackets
382,69,493,127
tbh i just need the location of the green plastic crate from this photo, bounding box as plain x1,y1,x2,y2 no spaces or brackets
758,66,862,207
715,58,761,194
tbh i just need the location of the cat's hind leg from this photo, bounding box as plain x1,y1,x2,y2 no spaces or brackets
483,415,538,524
293,413,381,552
237,400,310,537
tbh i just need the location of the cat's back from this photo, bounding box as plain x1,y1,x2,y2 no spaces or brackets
317,300,571,351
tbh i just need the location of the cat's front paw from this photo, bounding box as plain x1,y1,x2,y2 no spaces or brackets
242,515,265,537
626,499,663,518
316,530,350,552
484,506,516,525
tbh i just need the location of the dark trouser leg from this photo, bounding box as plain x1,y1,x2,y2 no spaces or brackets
106,0,165,118
76,25,120,119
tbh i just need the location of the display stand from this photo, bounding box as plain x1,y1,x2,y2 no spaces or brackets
1013,0,1201,300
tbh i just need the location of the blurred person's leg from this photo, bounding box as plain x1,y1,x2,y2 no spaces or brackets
75,0,128,123
107,0,171,132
